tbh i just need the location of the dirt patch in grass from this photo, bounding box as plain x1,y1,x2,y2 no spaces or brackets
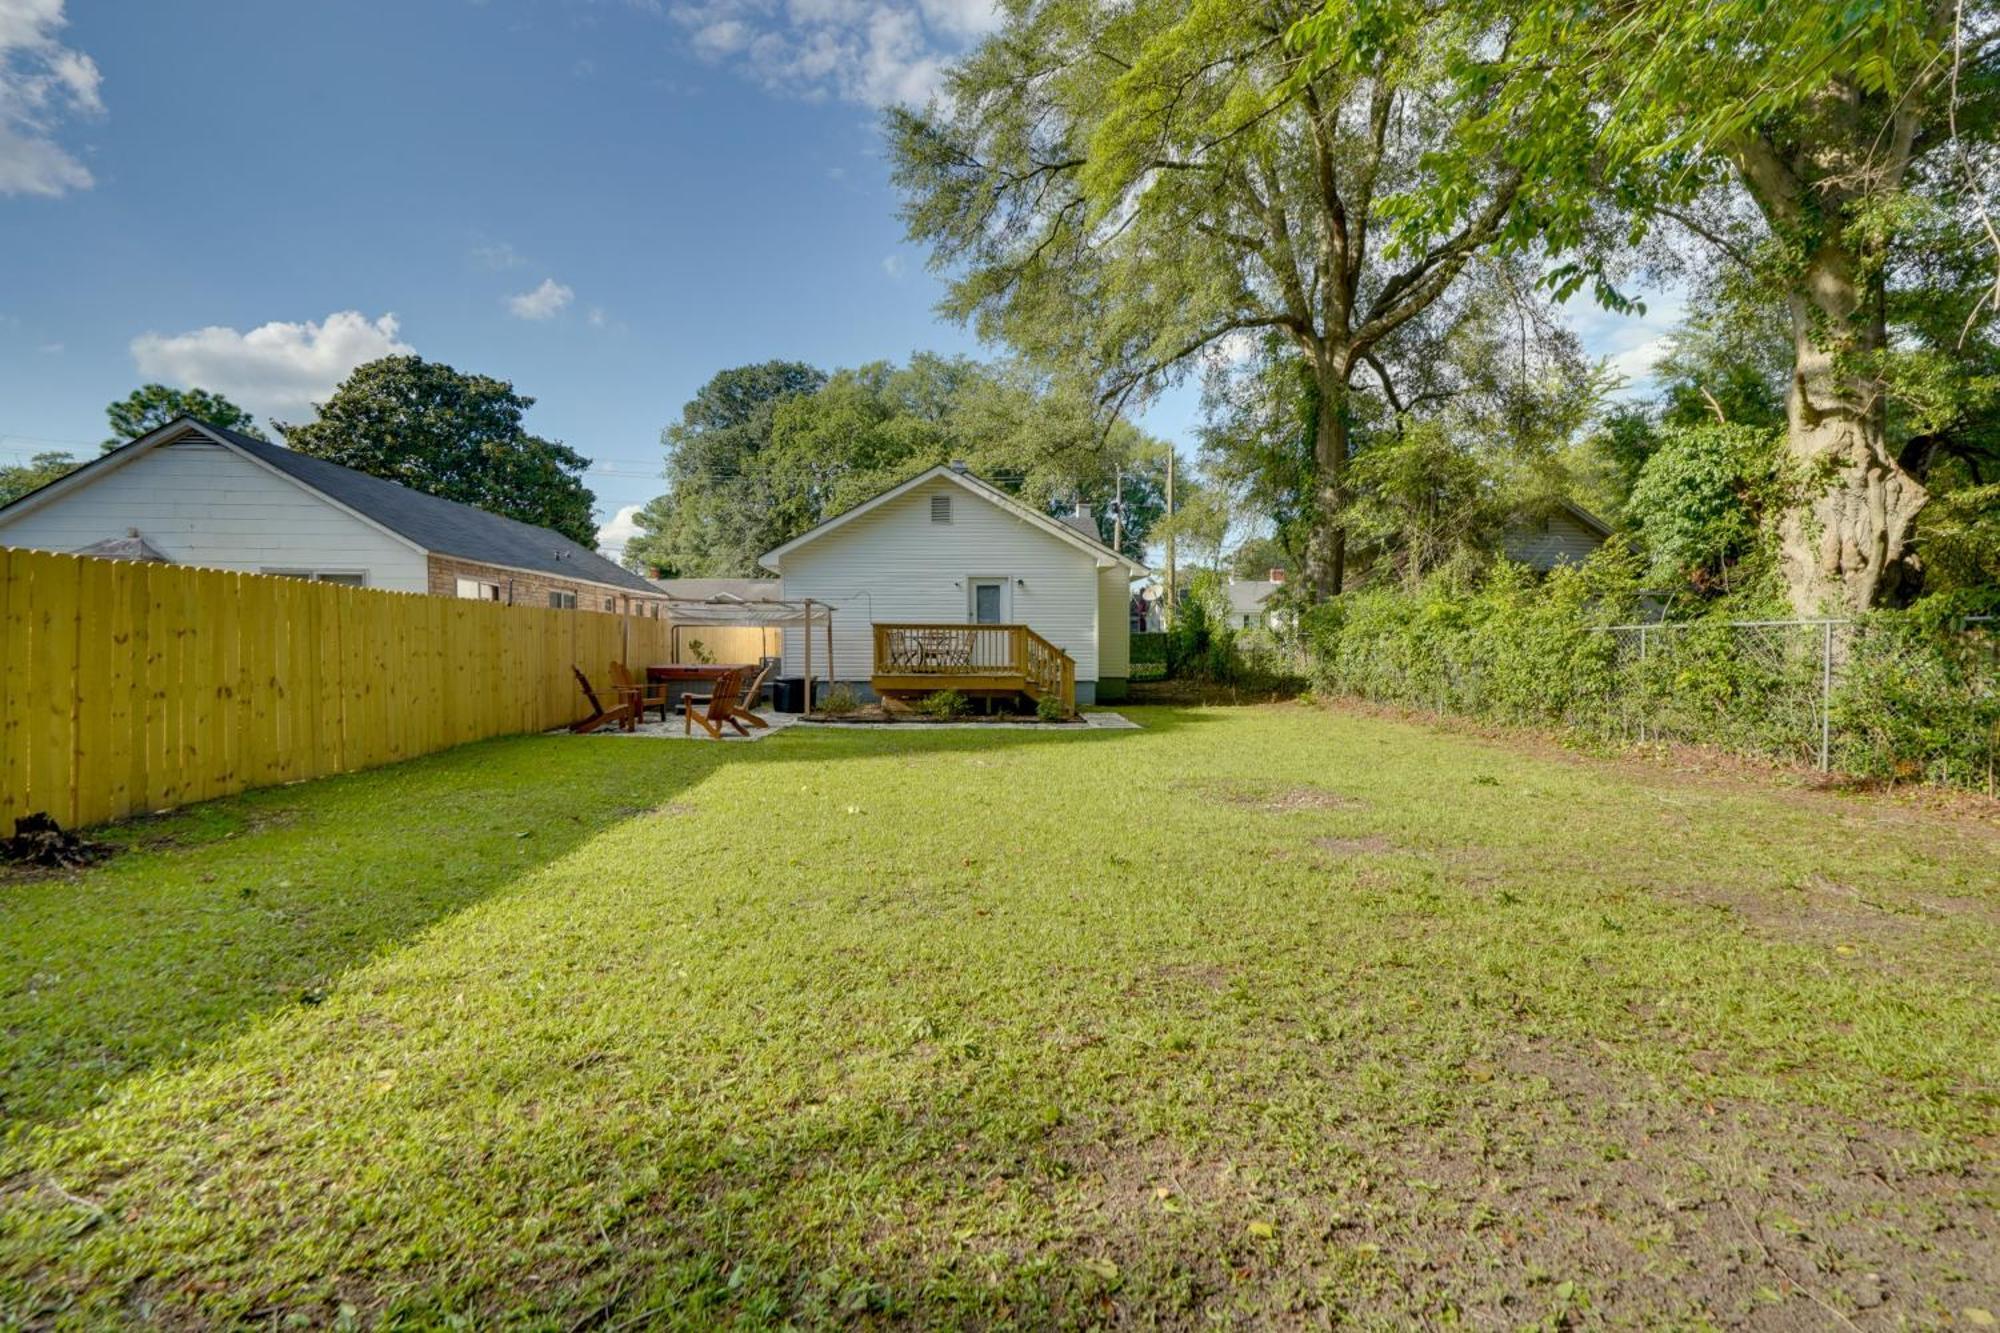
1035,1038,2000,1327
1663,871,2000,955
1201,782,1363,813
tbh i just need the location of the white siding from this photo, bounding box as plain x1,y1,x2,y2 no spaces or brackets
1097,564,1131,679
0,440,429,591
775,476,1105,682
1500,511,1606,572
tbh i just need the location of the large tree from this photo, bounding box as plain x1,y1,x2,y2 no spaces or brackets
890,0,1555,598
622,361,828,578
625,356,1166,576
278,356,598,547
105,384,265,447
1295,0,2000,612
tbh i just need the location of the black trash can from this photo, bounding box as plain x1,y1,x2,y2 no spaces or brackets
772,677,808,713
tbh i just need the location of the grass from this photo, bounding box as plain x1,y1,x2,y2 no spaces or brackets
1,703,1996,1328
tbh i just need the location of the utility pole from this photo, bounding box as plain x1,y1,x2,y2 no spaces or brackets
1164,450,1176,629
1112,466,1124,554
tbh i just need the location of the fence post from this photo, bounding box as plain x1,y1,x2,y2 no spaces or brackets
1819,620,1833,773
1637,625,1648,745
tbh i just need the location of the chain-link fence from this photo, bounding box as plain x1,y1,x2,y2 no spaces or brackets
1601,616,1998,788
1305,603,2000,794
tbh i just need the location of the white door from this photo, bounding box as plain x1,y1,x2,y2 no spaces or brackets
969,578,1009,624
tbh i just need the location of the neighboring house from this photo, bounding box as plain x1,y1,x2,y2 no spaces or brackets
1226,570,1291,633
758,462,1147,704
1500,499,1613,572
0,417,664,614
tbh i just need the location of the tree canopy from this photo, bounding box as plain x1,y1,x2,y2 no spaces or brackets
105,384,265,448
889,0,1558,598
624,356,1166,577
278,356,599,548
0,451,82,507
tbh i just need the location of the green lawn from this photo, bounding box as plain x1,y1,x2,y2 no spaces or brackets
2,704,1996,1328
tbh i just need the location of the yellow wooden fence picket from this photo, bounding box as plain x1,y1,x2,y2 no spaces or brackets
0,551,676,835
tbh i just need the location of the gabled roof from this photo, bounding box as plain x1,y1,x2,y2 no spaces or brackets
1227,580,1283,616
74,531,171,562
0,418,659,596
757,464,1148,575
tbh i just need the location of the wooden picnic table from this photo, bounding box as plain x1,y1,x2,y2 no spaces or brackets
645,663,767,729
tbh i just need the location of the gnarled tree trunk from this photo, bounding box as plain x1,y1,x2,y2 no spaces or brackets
1776,249,1927,615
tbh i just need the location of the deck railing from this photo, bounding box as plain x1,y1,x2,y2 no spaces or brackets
872,623,1076,712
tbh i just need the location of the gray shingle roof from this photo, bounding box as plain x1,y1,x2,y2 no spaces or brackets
200,424,658,595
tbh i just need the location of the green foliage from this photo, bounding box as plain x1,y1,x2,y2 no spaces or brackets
817,683,862,715
1625,424,1781,592
1035,694,1068,722
0,451,82,506
279,356,597,547
105,384,265,448
628,356,1169,577
1305,545,1999,790
1164,570,1247,683
914,688,971,719
624,361,827,578
891,0,1547,594
1129,632,1168,665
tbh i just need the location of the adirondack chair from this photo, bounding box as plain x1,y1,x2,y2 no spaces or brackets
685,668,749,739
609,660,672,724
683,660,775,729
569,666,635,733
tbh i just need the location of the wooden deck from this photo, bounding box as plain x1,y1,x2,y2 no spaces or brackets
871,623,1076,714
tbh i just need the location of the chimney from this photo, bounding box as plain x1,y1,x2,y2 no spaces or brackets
1269,567,1286,583
948,459,969,474
1074,499,1093,521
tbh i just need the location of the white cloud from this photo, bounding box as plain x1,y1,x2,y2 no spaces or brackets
880,253,904,279
667,0,994,107
596,503,645,560
1564,286,1687,398
470,239,526,269
507,277,574,320
588,306,608,327
130,311,413,421
0,0,103,196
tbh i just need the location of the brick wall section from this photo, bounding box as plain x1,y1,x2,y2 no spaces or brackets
425,554,666,617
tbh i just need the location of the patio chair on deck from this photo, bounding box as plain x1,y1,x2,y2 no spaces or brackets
610,661,672,725
569,666,635,734
685,669,750,739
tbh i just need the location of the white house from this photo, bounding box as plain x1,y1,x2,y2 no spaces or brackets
0,418,663,612
758,463,1147,704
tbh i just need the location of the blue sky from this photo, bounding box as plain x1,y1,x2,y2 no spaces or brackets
0,0,1678,557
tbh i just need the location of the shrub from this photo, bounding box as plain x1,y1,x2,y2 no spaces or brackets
817,684,861,715
1036,694,1068,722
915,689,971,719
1303,544,2000,792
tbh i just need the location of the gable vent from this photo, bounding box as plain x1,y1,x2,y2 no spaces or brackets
930,494,952,524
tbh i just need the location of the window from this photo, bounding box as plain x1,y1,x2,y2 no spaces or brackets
931,494,952,524
262,568,367,586
604,597,616,611
456,577,501,602
548,590,577,609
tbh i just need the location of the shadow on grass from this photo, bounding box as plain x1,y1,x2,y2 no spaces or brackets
0,714,1196,1130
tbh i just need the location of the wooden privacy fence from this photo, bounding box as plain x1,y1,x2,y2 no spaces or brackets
1,549,675,835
